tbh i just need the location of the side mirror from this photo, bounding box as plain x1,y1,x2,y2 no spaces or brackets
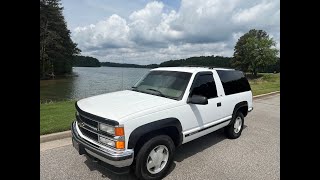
187,95,208,105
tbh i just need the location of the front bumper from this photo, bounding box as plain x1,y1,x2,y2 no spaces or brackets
71,121,134,170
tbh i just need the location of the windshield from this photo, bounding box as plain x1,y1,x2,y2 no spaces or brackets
131,70,192,100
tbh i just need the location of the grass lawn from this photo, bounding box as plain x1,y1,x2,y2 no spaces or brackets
248,73,280,96
40,100,76,135
40,73,280,135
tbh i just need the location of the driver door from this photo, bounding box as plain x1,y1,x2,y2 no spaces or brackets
188,72,224,126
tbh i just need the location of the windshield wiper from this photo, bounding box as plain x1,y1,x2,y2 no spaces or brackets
133,87,177,100
131,86,140,92
146,88,167,97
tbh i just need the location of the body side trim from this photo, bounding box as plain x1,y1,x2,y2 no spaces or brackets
184,116,232,137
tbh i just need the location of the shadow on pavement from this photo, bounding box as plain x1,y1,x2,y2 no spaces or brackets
174,125,247,162
84,158,137,179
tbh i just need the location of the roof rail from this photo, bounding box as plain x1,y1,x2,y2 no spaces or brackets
208,66,235,70
180,65,207,67
178,65,236,70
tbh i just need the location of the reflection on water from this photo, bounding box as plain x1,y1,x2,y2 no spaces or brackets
40,67,150,102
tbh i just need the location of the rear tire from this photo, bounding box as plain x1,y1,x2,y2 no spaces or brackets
224,112,244,139
134,135,175,180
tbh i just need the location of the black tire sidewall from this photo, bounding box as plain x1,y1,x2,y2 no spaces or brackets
232,112,244,137
135,135,175,180
226,112,244,139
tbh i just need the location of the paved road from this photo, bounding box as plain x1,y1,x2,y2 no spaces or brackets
40,94,280,180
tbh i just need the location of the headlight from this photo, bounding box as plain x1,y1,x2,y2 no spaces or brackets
99,124,115,134
98,124,125,149
99,124,125,136
99,136,115,147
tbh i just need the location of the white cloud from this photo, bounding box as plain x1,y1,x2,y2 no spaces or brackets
73,14,130,50
71,0,280,64
129,1,164,24
232,0,279,25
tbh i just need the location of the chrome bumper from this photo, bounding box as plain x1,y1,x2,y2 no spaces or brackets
71,121,134,168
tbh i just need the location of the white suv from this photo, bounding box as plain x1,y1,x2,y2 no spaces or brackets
71,67,253,179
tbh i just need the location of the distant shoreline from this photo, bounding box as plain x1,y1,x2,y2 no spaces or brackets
100,61,159,69
101,65,154,69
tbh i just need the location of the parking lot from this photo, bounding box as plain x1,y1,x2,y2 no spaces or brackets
40,94,280,180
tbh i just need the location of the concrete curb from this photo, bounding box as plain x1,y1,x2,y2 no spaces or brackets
40,91,280,143
40,130,71,143
253,91,280,99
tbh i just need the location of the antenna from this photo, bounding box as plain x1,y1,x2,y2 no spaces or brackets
121,55,124,90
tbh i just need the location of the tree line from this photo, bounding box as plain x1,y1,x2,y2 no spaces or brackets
73,55,101,67
40,0,80,79
159,56,232,68
101,62,159,68
98,55,279,73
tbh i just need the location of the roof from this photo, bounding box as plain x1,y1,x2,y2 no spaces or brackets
151,67,235,73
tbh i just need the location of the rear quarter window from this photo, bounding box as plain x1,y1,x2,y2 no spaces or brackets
216,70,251,95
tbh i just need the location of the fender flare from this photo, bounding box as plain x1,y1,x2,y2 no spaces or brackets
127,118,183,149
229,101,248,124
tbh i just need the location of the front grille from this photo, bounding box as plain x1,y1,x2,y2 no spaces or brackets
75,105,119,149
76,111,99,142
79,114,98,127
79,126,98,141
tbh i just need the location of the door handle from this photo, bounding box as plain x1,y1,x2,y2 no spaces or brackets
217,102,221,107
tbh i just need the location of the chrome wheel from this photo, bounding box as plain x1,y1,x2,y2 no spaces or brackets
234,116,242,133
146,145,169,174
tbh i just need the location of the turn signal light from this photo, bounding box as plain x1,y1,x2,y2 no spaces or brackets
115,127,124,136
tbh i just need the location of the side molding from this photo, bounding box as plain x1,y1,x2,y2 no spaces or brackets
128,118,183,149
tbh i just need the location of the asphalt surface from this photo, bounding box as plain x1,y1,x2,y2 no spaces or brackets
40,94,280,180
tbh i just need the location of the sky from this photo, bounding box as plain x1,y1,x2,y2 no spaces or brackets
61,0,280,65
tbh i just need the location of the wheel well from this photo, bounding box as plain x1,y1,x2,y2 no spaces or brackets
237,105,248,117
133,126,180,157
232,101,248,118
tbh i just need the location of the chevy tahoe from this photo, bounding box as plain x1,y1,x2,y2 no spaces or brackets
71,67,253,180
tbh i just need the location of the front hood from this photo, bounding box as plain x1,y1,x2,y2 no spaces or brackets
76,90,176,121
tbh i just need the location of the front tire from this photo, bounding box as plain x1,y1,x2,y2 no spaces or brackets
224,112,244,139
134,135,175,180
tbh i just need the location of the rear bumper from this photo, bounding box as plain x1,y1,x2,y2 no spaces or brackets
71,121,134,170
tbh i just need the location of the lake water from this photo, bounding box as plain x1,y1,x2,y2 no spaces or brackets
40,67,150,102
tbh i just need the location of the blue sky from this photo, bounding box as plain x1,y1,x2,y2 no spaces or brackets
61,0,279,65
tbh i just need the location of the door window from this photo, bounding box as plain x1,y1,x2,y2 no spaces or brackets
190,73,218,99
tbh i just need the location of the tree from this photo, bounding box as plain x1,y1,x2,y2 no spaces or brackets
40,0,80,79
158,55,233,68
233,29,279,76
